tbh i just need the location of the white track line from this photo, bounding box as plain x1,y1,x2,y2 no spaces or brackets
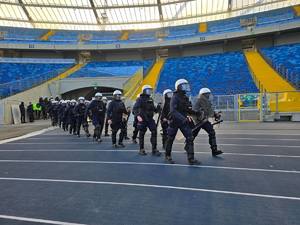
0,160,298,174
0,177,300,201
5,142,300,148
0,214,85,225
0,127,56,145
0,149,299,158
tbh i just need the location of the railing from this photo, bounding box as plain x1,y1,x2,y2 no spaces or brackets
0,67,70,99
258,49,300,89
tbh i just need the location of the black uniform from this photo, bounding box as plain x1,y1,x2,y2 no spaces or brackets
66,104,76,134
19,102,26,123
165,90,199,163
133,94,160,154
100,101,107,137
74,102,87,137
87,99,105,141
160,96,171,149
107,99,127,146
49,103,59,126
27,103,34,122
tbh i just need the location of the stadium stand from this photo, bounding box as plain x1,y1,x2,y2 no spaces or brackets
156,52,258,95
69,59,153,78
0,58,75,98
260,43,300,89
0,7,298,44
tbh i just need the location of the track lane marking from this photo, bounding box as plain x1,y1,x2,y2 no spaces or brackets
0,214,85,225
0,160,299,174
0,177,300,201
0,149,299,158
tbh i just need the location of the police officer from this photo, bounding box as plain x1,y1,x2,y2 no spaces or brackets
74,97,87,137
133,85,161,156
192,88,223,156
165,79,200,165
107,90,128,148
49,100,59,126
160,89,173,149
87,92,105,142
62,100,70,131
58,100,66,128
132,94,140,144
67,99,77,135
83,100,91,137
100,96,108,137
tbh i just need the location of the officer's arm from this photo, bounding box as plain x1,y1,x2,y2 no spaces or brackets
106,102,113,120
132,98,141,116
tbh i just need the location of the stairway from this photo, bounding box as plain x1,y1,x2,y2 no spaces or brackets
244,50,300,112
40,30,56,41
130,58,165,100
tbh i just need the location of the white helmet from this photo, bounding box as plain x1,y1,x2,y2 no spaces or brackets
102,96,107,100
199,88,211,95
95,92,102,97
175,79,189,90
92,97,95,101
71,99,77,104
142,84,153,95
163,89,172,96
113,90,122,96
59,100,64,104
78,96,85,101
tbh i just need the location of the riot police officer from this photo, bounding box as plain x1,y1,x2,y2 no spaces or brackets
107,90,128,148
192,88,223,156
160,89,173,150
87,92,105,142
74,97,87,137
83,100,91,137
165,79,200,165
133,85,161,156
67,99,77,135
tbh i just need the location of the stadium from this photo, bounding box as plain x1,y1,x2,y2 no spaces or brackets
0,0,300,224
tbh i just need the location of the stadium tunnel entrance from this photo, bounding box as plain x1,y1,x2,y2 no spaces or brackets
61,86,120,100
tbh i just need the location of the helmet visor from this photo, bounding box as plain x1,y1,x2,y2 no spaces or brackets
144,88,153,96
180,83,191,92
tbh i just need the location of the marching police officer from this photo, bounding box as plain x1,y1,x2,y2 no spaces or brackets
107,90,128,148
133,85,161,156
83,100,91,137
192,88,223,156
160,89,173,149
164,79,200,165
74,97,87,137
87,92,105,142
67,99,77,135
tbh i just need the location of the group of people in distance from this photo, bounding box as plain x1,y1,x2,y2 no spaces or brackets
49,78,223,165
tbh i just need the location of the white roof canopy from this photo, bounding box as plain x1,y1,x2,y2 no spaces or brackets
0,0,299,30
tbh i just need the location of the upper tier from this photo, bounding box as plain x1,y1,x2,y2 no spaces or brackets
0,7,298,45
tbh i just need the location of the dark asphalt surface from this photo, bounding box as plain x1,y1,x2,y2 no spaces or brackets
0,124,299,225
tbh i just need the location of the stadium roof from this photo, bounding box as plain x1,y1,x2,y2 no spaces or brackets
0,0,299,30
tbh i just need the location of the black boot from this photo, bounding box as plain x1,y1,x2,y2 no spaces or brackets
212,146,223,156
139,149,147,155
152,149,161,156
188,158,201,165
118,143,125,148
165,155,175,164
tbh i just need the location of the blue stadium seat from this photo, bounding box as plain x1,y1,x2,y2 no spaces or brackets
156,52,258,95
261,43,300,88
69,60,153,78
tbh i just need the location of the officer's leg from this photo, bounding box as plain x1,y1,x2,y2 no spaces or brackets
118,122,126,147
76,117,82,137
161,121,168,149
165,124,178,163
100,117,105,137
180,125,200,165
148,119,160,156
202,121,223,156
111,123,118,147
104,118,109,136
138,122,147,155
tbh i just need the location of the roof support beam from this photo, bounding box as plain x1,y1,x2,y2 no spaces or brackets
0,0,195,10
89,0,101,24
157,0,164,21
228,0,232,11
17,0,34,25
